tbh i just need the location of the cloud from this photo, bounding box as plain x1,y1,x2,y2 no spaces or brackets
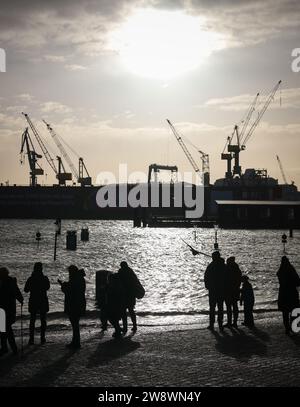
6,105,28,113
187,0,300,47
0,0,299,59
40,101,73,114
16,93,34,102
64,64,87,71
202,87,300,111
44,54,66,62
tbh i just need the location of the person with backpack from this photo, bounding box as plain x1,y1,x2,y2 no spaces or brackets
24,262,50,345
118,261,145,334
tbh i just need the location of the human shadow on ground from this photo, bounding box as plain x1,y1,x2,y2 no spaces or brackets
211,328,268,361
0,346,39,379
14,347,78,387
242,326,271,342
87,337,140,368
288,334,300,347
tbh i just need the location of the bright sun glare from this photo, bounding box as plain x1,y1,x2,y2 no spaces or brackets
109,9,224,80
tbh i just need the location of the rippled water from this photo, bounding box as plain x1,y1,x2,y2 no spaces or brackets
0,220,299,325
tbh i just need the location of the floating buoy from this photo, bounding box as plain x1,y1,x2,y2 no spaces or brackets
66,230,77,250
81,227,89,242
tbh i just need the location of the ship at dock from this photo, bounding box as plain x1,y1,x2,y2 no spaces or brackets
1,80,300,228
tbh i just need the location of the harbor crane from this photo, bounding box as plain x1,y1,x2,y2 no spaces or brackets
22,113,57,174
148,164,178,183
276,155,293,185
222,80,282,178
166,119,210,185
22,113,71,185
43,120,92,186
20,127,44,187
222,92,259,178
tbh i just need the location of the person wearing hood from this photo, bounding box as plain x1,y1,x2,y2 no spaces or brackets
277,256,300,335
0,267,23,356
58,265,86,349
24,262,50,345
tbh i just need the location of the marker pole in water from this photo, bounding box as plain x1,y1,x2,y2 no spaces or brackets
54,231,58,261
36,231,41,250
214,224,219,251
20,303,24,355
193,226,197,245
53,219,61,261
282,233,287,254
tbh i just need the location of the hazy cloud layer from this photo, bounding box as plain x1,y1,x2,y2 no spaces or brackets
1,0,299,57
203,87,300,111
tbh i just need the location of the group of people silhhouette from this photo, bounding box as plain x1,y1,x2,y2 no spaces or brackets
204,251,300,334
95,261,144,339
0,253,299,356
204,252,254,330
0,261,144,355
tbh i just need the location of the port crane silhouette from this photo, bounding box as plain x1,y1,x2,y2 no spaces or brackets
276,155,293,185
22,112,71,185
166,119,210,186
43,120,92,186
20,127,44,187
222,80,282,178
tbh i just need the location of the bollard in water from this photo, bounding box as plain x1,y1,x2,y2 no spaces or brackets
289,228,293,238
282,233,287,254
36,231,42,249
81,227,89,241
133,217,141,227
66,230,77,250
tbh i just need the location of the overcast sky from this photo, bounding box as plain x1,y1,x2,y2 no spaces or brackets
0,0,299,186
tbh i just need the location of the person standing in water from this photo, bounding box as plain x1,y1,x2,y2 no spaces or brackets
24,262,50,345
58,265,86,349
277,256,300,335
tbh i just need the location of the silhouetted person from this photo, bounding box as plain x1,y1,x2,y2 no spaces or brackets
58,265,86,349
118,261,139,333
0,267,23,356
106,273,126,338
95,270,112,332
277,256,300,335
240,275,255,328
24,262,50,345
204,251,226,331
224,257,242,328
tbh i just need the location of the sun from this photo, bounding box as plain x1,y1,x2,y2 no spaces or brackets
109,9,224,80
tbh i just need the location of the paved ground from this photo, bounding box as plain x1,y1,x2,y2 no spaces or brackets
0,315,300,387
